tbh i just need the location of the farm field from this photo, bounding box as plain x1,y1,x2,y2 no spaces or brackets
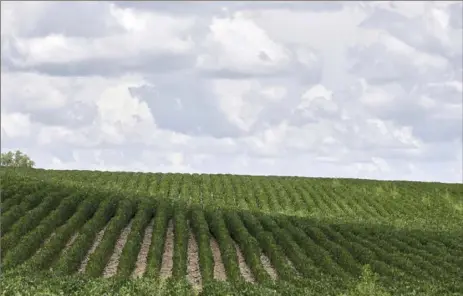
0,168,462,296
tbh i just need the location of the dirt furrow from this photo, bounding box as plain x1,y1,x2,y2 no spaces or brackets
187,230,202,290
34,232,56,256
260,254,278,281
287,258,300,276
78,225,108,273
233,241,255,283
159,220,174,279
61,233,79,256
46,232,56,243
103,220,133,278
132,218,154,278
210,237,227,281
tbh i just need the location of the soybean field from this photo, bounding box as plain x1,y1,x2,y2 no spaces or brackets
0,168,462,296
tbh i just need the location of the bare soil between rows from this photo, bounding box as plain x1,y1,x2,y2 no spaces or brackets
210,237,227,281
132,218,155,278
103,220,133,278
187,230,202,290
160,220,174,279
79,225,108,273
233,241,255,283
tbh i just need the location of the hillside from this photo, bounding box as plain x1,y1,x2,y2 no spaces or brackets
0,168,462,295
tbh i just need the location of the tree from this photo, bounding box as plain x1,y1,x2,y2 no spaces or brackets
0,150,35,168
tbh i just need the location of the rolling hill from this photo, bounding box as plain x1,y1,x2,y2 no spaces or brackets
0,168,462,295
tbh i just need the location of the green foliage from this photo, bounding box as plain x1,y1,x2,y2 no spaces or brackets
85,199,137,277
172,202,189,279
117,200,154,278
1,169,462,296
1,190,47,235
206,210,241,283
1,191,64,259
144,199,172,278
224,210,272,284
53,196,119,275
0,150,35,168
2,192,85,270
0,273,193,296
23,194,103,271
189,206,214,283
339,265,391,296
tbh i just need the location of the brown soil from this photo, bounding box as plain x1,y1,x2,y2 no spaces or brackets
46,232,56,243
61,233,78,256
78,225,108,273
132,218,154,278
210,237,227,281
103,220,133,278
287,258,300,276
260,254,278,281
233,241,255,283
159,220,174,279
35,232,56,256
187,230,202,291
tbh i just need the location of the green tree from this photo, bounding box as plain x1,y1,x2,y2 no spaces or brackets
0,150,35,168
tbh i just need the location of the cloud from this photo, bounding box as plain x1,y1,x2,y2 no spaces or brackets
1,1,461,183
1,112,32,138
346,3,462,145
196,13,292,77
2,2,196,76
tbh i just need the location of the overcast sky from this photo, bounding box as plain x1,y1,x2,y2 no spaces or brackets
1,1,462,183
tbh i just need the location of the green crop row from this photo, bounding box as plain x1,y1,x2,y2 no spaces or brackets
224,210,271,284
1,168,462,295
189,206,214,283
1,190,65,259
206,210,241,283
145,200,172,278
85,199,137,277
117,199,155,278
21,193,102,271
172,202,189,279
239,211,297,284
2,168,461,232
1,189,49,236
258,214,320,279
54,196,119,275
279,218,350,283
2,192,85,270
0,185,42,213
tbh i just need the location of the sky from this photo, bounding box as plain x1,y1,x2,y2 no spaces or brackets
1,1,462,183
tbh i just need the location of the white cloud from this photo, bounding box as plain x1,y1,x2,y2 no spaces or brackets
1,1,461,183
1,112,32,138
1,2,196,76
212,79,290,133
197,12,291,76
